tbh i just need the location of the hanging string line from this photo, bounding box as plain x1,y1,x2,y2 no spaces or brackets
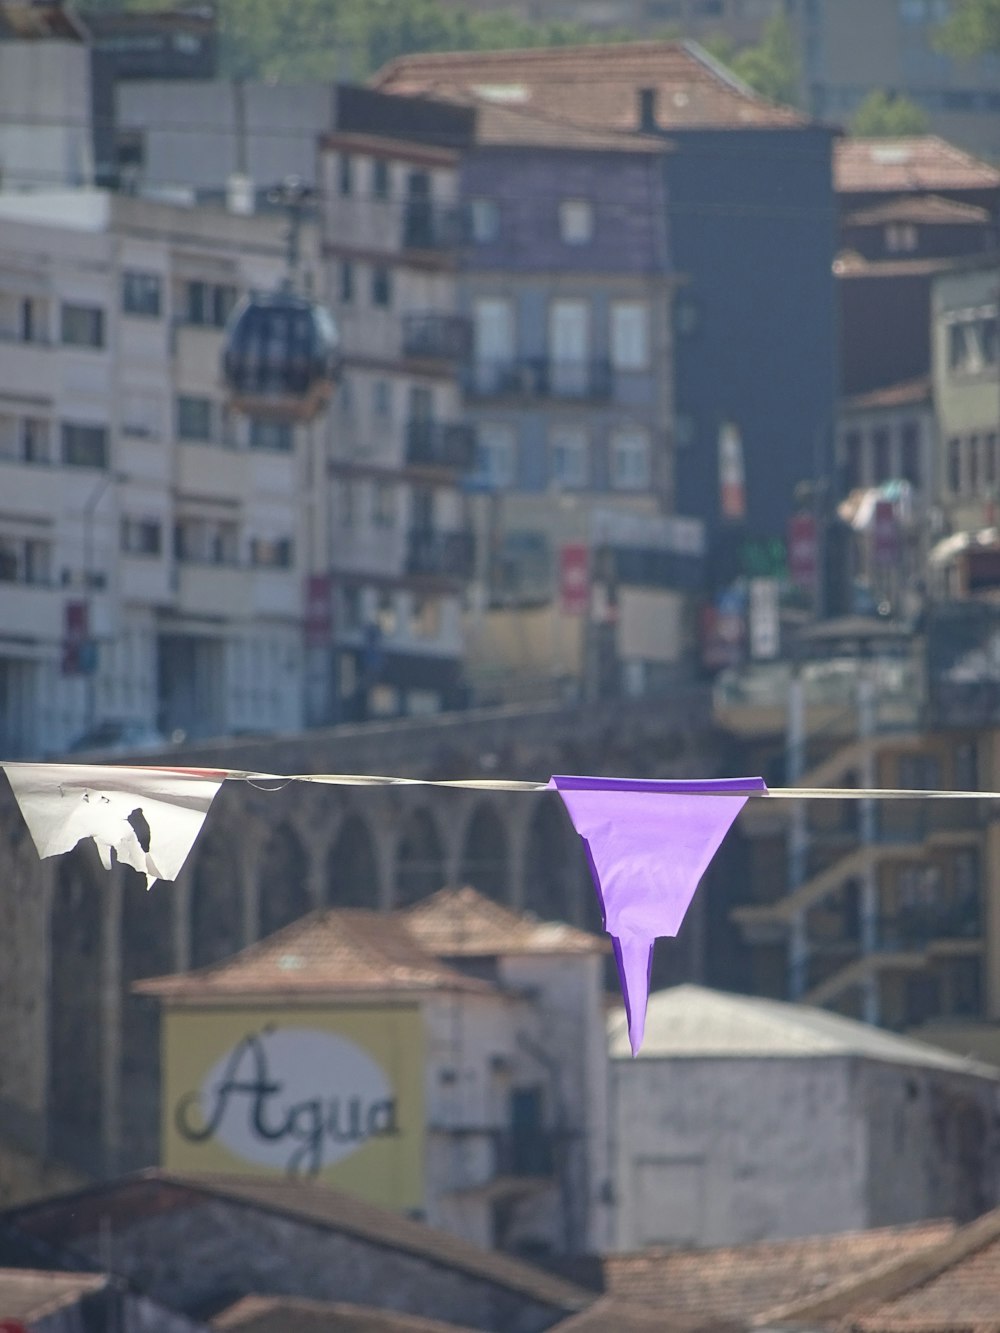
3,763,999,801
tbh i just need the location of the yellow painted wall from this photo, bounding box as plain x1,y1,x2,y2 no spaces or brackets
162,1004,424,1210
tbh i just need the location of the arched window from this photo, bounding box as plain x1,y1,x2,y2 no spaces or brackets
523,795,582,923
459,803,509,901
49,847,103,1169
120,867,174,1170
395,808,445,907
258,822,310,938
326,815,379,909
189,828,242,968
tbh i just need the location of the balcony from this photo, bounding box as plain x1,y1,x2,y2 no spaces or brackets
406,527,475,580
402,200,466,251
402,313,471,362
463,357,613,402
0,334,55,402
876,899,981,952
492,1127,555,1178
405,419,476,472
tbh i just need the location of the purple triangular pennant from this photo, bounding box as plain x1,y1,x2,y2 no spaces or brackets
552,775,767,1055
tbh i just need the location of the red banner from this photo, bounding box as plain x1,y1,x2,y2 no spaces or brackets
788,513,818,590
559,544,590,616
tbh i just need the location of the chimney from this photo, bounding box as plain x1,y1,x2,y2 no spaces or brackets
639,87,657,131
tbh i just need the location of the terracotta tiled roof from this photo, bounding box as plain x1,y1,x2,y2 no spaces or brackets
835,138,1000,197
373,41,806,133
469,98,669,151
0,1267,107,1320
213,1293,478,1332
844,377,932,412
796,1208,1000,1331
402,886,607,958
845,194,993,227
134,909,495,1001
551,1293,738,1332
6,1171,591,1315
602,1221,958,1324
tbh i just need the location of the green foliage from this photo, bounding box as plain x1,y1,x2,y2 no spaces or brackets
850,90,930,137
934,0,1000,58
728,14,800,107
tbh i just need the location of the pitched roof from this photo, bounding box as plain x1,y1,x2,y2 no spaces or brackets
470,98,669,152
551,1294,738,1332
0,1267,108,1320
134,909,496,1002
6,1170,591,1315
608,985,1000,1076
835,137,1000,197
602,1220,958,1324
373,41,806,134
402,886,607,958
212,1294,477,1332
845,193,993,227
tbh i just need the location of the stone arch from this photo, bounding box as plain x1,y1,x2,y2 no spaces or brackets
395,807,446,907
522,794,581,923
49,845,104,1170
326,814,380,909
258,821,311,938
459,802,510,901
119,869,174,1170
189,826,243,969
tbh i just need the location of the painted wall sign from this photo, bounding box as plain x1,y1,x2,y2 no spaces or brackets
163,1006,424,1209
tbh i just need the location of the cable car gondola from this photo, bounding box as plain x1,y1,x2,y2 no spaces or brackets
222,291,341,423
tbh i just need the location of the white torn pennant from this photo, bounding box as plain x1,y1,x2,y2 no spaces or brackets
3,763,225,887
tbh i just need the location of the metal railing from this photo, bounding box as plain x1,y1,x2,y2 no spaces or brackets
462,357,613,401
405,419,476,471
406,527,475,579
401,313,471,361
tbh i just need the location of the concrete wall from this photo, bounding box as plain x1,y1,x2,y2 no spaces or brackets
611,1055,866,1249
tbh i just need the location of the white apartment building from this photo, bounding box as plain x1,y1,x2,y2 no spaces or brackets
319,90,476,720
0,189,320,756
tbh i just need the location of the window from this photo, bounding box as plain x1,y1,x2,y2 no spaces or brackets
185,280,236,328
372,158,390,200
61,303,105,349
611,301,650,371
372,481,396,528
122,270,162,317
371,266,392,308
900,421,921,488
340,480,357,527
948,436,962,494
174,517,238,564
948,311,999,376
842,429,863,491
373,379,392,419
987,433,999,489
61,422,108,468
376,589,398,636
470,198,500,244
23,539,51,585
968,435,981,491
611,427,651,491
248,418,293,452
339,153,353,197
121,392,161,440
340,260,355,304
550,425,589,489
121,517,162,556
559,199,593,245
177,395,214,442
21,418,50,464
873,428,890,483
0,539,16,582
472,423,517,490
885,222,917,253
409,595,441,639
250,537,293,568
341,586,362,631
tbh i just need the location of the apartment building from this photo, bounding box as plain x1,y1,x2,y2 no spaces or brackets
319,87,476,719
0,189,319,756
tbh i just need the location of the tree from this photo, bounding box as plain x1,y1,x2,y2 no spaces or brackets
935,0,1000,58
729,14,801,108
850,90,930,137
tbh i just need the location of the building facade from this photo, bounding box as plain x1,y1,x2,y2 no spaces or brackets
319,89,477,719
0,189,320,757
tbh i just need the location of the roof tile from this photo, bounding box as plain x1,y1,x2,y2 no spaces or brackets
212,1293,478,1332
373,41,806,135
835,138,1000,197
402,886,607,958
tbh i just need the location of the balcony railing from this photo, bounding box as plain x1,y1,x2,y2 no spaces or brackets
876,900,981,951
493,1128,555,1178
402,201,466,251
405,419,476,472
463,357,613,401
402,313,471,362
406,527,475,580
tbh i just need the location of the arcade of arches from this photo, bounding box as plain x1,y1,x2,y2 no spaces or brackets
0,692,714,1180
